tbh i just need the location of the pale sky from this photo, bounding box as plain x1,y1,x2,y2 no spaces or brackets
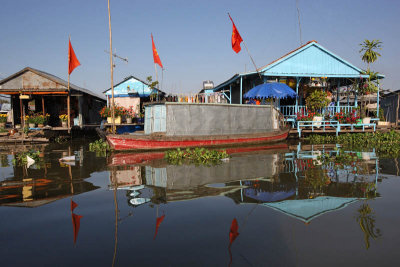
0,0,398,95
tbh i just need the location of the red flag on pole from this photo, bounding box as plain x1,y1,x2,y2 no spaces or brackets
71,199,78,211
228,14,243,53
229,218,239,245
68,39,81,74
153,214,165,240
151,34,163,69
71,213,83,244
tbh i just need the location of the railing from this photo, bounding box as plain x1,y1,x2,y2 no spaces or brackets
280,105,357,118
296,120,376,137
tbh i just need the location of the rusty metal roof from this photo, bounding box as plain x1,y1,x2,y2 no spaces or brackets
0,67,106,100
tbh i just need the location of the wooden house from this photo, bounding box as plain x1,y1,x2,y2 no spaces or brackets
103,75,165,115
0,67,106,128
213,40,384,119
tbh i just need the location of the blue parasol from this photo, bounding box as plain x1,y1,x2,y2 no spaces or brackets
243,82,297,99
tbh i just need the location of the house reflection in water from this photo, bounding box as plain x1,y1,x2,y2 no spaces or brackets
0,146,104,208
109,145,381,224
108,166,151,207
0,164,99,208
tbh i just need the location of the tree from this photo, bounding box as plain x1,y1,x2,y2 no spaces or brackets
146,76,159,102
358,39,382,118
359,39,382,71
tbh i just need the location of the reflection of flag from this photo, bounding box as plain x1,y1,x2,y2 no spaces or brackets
151,34,163,68
72,213,83,244
153,214,165,240
71,199,78,211
228,14,243,53
68,39,81,74
229,218,239,245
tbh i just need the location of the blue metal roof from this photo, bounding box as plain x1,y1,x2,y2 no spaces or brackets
263,196,360,223
104,76,162,97
259,41,370,78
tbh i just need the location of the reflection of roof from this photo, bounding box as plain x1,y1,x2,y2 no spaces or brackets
263,196,360,223
243,188,295,202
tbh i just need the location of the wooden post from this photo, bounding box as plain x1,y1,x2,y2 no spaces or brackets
42,96,45,116
396,93,399,127
240,76,243,104
19,97,24,128
108,0,115,134
68,74,71,132
154,63,159,101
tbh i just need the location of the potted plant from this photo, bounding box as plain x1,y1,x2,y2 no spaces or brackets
137,112,144,123
59,114,68,127
306,90,329,128
0,114,7,128
100,105,123,124
125,106,136,124
35,113,50,128
26,115,36,128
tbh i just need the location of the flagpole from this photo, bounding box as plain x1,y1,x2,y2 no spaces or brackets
108,0,115,134
242,41,263,81
68,35,71,133
227,12,263,82
154,63,159,101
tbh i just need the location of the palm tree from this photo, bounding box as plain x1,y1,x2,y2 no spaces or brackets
359,39,382,71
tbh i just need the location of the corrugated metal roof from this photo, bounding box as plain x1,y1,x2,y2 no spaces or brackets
259,41,382,79
213,41,384,91
0,67,106,100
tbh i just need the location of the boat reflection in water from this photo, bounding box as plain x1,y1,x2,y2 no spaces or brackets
109,142,381,225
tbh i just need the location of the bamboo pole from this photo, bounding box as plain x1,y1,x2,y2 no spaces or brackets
154,63,159,101
42,96,45,116
108,0,115,134
19,97,23,129
68,35,71,133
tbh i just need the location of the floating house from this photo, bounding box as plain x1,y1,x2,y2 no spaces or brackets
380,90,400,125
0,67,106,128
213,40,384,121
103,75,165,115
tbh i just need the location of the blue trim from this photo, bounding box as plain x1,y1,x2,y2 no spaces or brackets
262,73,370,78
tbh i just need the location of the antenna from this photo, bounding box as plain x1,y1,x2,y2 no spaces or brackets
296,0,303,45
104,50,128,67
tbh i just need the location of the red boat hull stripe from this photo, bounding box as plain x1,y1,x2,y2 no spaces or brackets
107,132,288,151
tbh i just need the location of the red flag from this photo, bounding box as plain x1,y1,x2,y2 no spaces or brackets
71,199,78,211
71,212,83,244
229,218,239,245
153,214,165,240
68,39,81,74
228,14,243,53
151,34,163,69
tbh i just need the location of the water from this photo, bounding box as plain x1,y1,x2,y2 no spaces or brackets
1,140,400,266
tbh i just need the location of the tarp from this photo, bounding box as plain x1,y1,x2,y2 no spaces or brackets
244,82,297,99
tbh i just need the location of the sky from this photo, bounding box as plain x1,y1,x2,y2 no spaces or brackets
0,0,399,95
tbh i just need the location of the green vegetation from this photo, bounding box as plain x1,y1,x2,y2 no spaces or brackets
359,39,382,71
306,131,400,157
356,203,381,250
146,76,160,102
317,150,359,169
305,90,329,114
0,154,9,167
89,139,112,157
12,150,41,166
164,148,229,165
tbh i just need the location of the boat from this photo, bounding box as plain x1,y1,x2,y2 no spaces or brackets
106,102,289,151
